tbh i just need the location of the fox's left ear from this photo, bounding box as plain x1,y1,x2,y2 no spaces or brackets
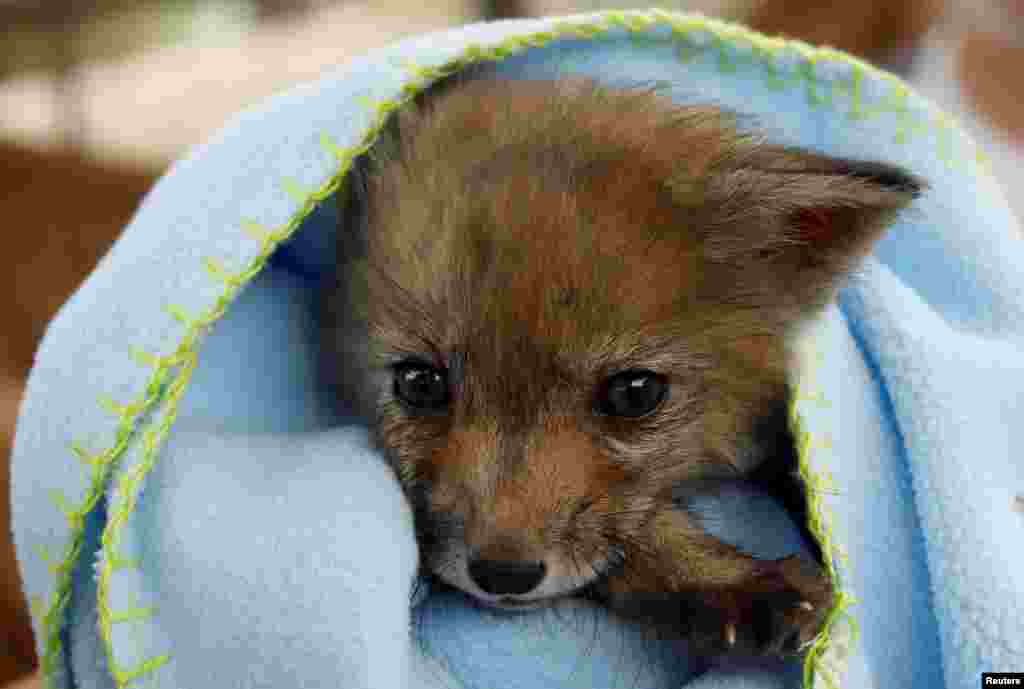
694,146,925,315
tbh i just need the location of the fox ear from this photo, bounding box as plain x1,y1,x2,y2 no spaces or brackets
695,148,925,315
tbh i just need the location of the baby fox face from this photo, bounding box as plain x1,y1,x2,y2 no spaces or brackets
323,77,921,611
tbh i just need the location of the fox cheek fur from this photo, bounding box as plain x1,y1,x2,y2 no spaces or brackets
322,77,923,641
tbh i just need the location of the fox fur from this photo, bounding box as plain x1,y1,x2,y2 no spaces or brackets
322,75,922,654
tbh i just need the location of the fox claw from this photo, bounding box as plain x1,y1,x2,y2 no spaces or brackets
724,622,737,647
686,556,833,656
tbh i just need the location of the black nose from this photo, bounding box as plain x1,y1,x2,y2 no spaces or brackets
468,558,546,595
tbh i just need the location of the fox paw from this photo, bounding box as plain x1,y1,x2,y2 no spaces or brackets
686,555,833,656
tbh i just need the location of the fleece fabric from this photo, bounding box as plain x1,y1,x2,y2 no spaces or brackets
12,9,1024,689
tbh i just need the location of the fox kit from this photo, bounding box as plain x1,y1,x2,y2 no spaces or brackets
322,76,922,654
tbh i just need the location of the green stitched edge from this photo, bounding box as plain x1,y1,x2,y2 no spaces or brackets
789,383,858,689
33,8,983,688
34,358,174,688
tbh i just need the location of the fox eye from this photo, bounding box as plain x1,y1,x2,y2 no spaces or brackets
393,361,449,410
596,369,668,418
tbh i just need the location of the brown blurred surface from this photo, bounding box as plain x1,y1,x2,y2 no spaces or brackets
2,674,38,689
0,142,159,378
958,30,1024,145
1,371,33,681
744,0,944,68
0,140,159,686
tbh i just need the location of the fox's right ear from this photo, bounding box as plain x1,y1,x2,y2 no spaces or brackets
694,146,925,316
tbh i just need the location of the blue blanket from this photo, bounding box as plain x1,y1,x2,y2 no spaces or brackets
13,10,1024,689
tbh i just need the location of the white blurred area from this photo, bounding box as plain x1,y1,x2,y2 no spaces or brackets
0,0,483,167
0,0,746,169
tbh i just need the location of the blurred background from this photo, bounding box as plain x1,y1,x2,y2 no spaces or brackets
1,0,1021,685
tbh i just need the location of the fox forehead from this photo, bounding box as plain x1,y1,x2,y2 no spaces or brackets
357,80,749,358
364,152,712,369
